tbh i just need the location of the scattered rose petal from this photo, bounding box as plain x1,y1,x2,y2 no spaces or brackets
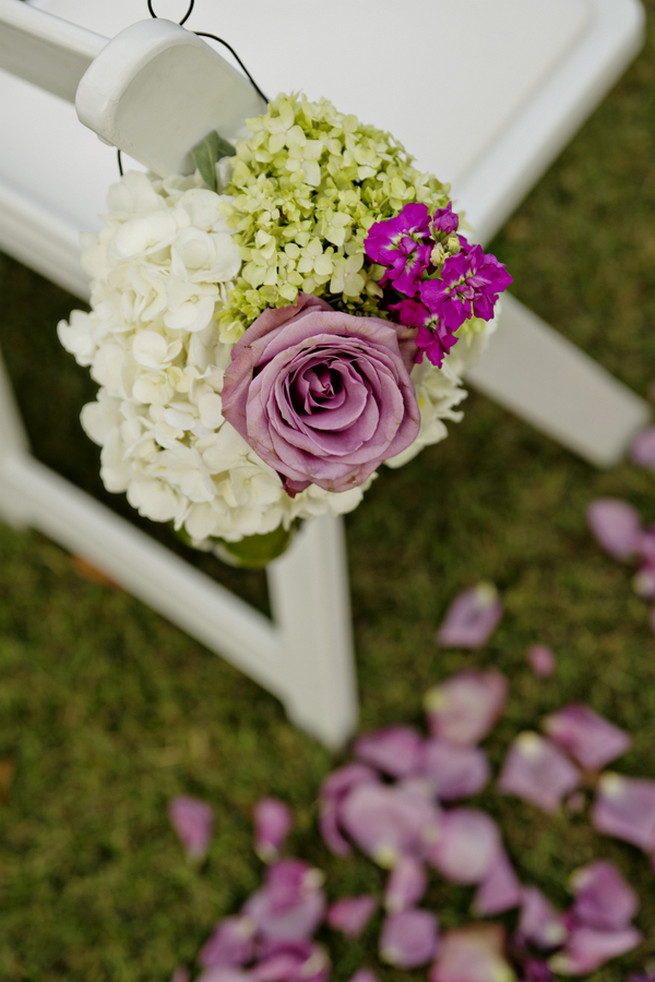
633,563,655,600
549,926,642,976
630,426,655,468
543,705,631,772
569,860,638,931
243,860,325,941
425,670,508,746
517,886,567,949
435,583,503,649
380,909,440,968
422,739,490,800
319,764,380,856
339,783,441,868
252,940,329,982
254,799,293,863
199,916,257,968
384,855,428,913
353,726,426,778
498,732,581,814
348,971,379,982
527,645,556,678
428,808,501,885
587,498,641,560
473,849,522,916
592,772,655,851
197,969,254,982
326,895,377,939
429,925,514,982
168,795,213,861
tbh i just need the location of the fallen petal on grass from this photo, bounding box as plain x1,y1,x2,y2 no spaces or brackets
543,704,631,772
326,895,377,939
592,772,655,851
379,909,440,968
425,670,508,746
498,732,581,814
435,583,503,649
569,860,638,931
168,795,213,862
254,798,293,863
587,498,641,560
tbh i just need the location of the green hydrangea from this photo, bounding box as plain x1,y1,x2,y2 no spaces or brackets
220,93,450,338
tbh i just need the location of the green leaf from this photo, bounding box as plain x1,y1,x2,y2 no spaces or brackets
213,524,297,569
191,130,236,192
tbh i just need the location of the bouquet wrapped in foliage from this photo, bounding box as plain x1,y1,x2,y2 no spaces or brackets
58,93,511,566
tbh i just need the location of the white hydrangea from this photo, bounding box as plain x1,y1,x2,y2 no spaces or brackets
58,169,492,555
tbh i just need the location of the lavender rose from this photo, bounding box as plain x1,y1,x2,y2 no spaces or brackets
222,294,420,496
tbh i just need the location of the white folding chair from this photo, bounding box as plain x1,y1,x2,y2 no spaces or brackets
0,0,649,748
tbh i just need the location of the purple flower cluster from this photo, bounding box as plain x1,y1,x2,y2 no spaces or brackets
364,202,512,367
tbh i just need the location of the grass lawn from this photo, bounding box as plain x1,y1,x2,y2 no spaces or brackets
2,4,655,980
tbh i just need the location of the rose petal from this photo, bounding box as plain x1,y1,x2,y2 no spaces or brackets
243,860,325,941
254,798,293,863
422,739,490,800
549,926,642,976
473,849,522,916
428,808,501,885
587,498,641,560
319,763,380,856
570,860,638,931
498,733,581,814
353,726,426,778
326,896,377,938
425,670,508,746
168,795,213,861
630,426,655,468
252,941,329,982
348,971,379,982
384,855,428,913
339,783,441,868
380,909,440,968
592,772,655,851
435,583,503,649
429,925,514,982
197,970,254,982
517,886,568,949
527,644,556,678
199,916,257,968
543,705,631,772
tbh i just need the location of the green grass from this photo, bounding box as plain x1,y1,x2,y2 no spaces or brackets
2,4,655,979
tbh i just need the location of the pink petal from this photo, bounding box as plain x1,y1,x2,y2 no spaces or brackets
592,772,655,851
348,971,379,982
380,909,440,968
425,670,508,746
243,860,325,941
549,926,642,976
517,886,568,949
199,916,257,968
543,704,631,772
326,895,377,938
632,563,655,600
197,970,254,982
630,426,655,468
252,941,329,982
587,498,641,560
498,732,581,814
428,808,501,885
339,783,441,868
353,726,426,778
254,798,293,863
570,859,638,931
435,583,503,649
319,763,380,856
473,849,522,916
527,644,556,678
384,855,428,913
170,970,191,982
168,795,213,861
422,739,490,800
429,925,513,982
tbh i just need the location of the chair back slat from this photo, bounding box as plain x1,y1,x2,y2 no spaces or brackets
0,0,106,101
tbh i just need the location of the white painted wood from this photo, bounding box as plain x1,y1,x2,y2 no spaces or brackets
76,19,265,176
467,296,650,466
0,0,104,101
267,515,357,748
0,354,30,527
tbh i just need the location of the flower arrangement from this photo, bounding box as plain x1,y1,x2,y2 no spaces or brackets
58,93,511,565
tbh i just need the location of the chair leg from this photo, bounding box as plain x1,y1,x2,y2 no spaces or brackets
267,513,358,750
466,293,650,466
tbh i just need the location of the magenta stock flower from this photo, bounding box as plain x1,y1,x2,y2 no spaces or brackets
380,909,440,968
222,293,420,496
543,704,631,772
364,202,432,296
498,732,581,814
425,669,508,745
168,795,213,861
434,583,504,650
420,244,512,331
